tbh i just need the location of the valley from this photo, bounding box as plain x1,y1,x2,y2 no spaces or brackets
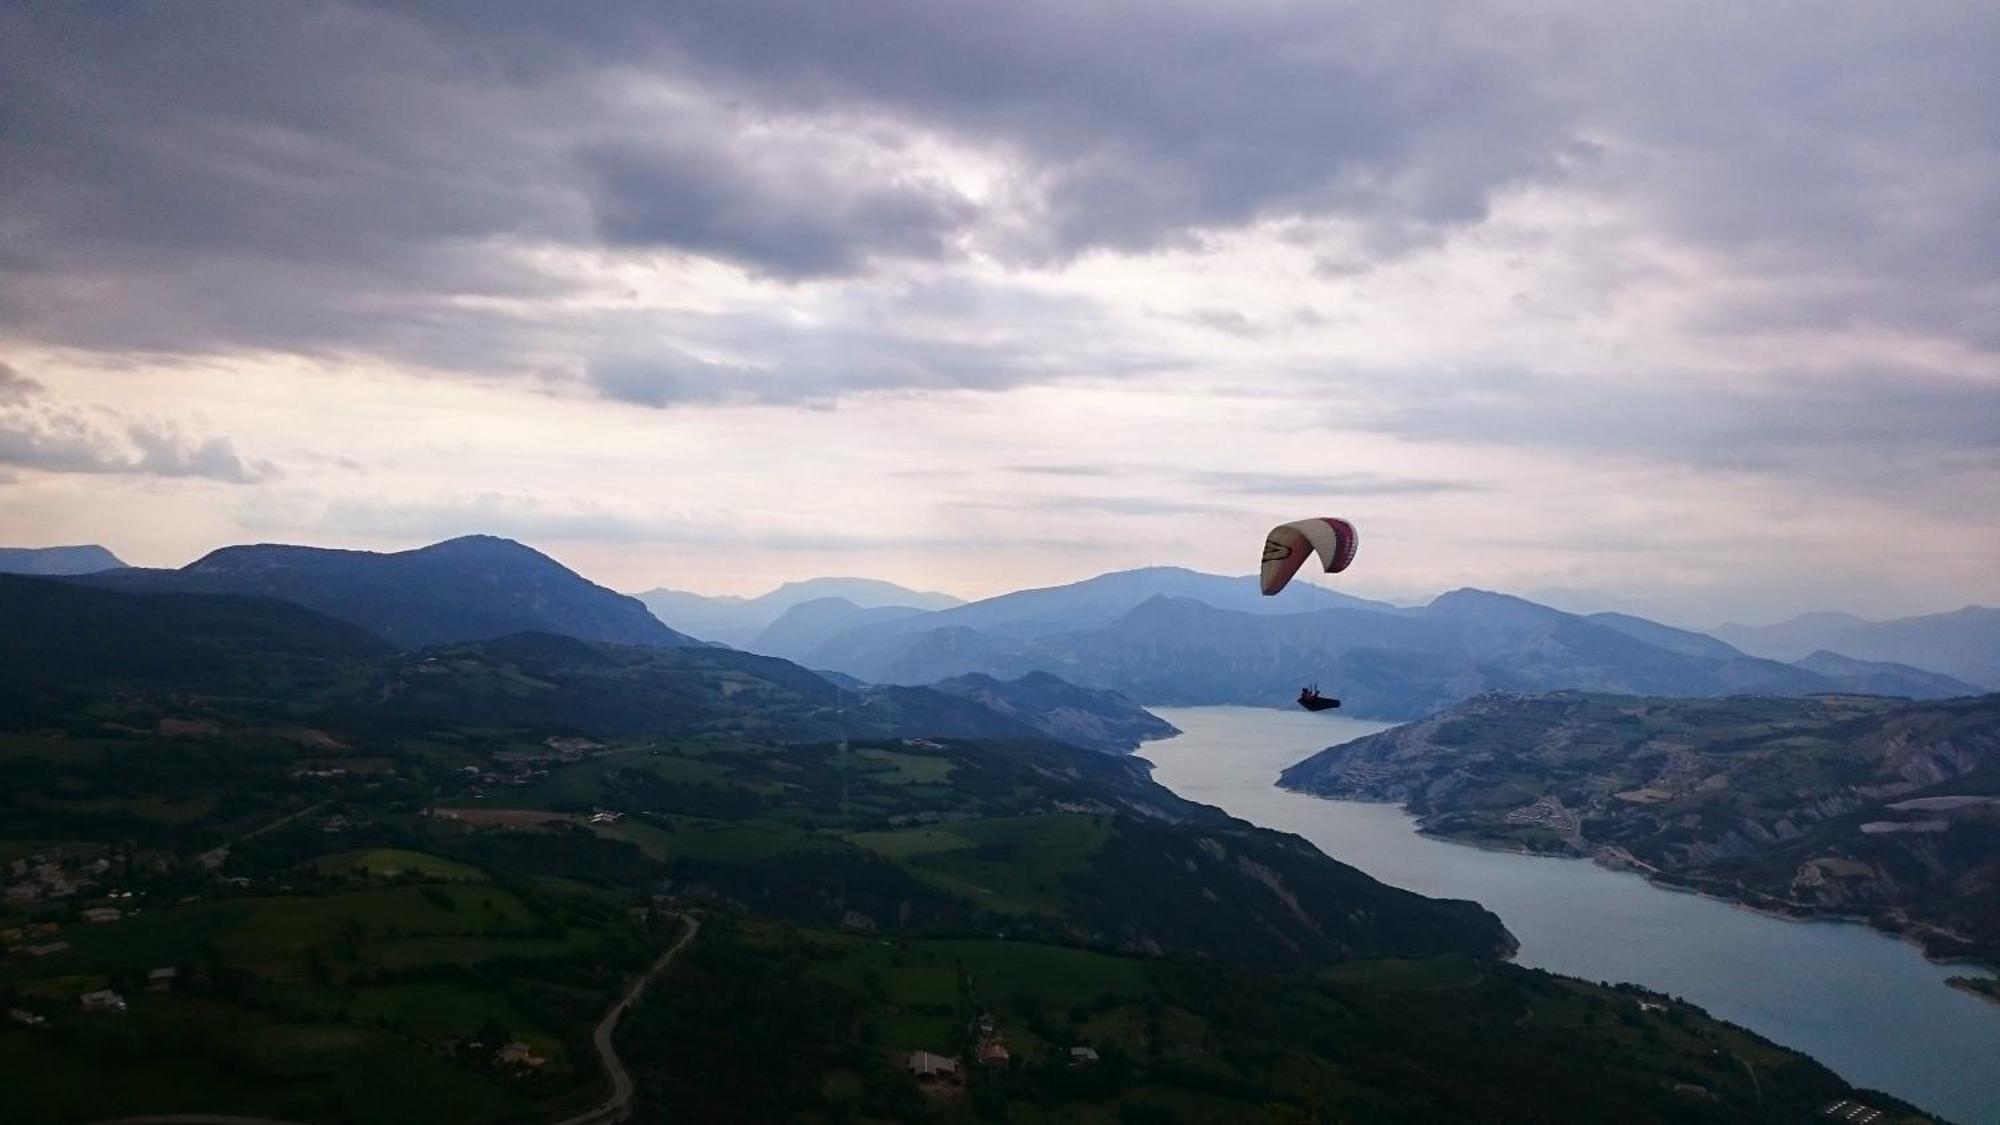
0,561,1951,1123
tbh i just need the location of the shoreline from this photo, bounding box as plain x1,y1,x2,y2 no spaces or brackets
1288,783,1997,976
1946,977,2000,1007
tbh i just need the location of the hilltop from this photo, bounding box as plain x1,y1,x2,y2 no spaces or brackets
0,544,126,575
73,535,692,651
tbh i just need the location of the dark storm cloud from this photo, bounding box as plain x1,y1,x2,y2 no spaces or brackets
0,0,1569,372
580,137,978,279
1559,2,2000,342
1,1,1995,404
583,1,1571,258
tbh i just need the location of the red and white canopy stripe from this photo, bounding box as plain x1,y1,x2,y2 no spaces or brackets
1259,517,1358,596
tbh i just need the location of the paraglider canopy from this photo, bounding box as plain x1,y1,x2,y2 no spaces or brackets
1260,517,1358,596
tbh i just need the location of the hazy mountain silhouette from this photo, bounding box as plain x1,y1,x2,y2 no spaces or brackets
1791,649,1984,697
636,576,961,645
750,597,930,663
796,566,1395,669
73,535,689,651
0,544,126,575
796,581,1963,718
1716,607,2000,689
1585,611,1746,660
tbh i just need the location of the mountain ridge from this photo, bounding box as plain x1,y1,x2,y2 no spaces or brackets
636,576,961,645
1717,606,2000,688
0,543,127,575
72,534,691,652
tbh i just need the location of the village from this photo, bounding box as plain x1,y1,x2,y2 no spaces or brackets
894,1007,1099,1097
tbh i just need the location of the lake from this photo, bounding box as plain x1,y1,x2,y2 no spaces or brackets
1143,706,2000,1125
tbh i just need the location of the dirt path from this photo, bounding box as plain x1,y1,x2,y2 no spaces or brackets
194,802,327,869
90,912,699,1125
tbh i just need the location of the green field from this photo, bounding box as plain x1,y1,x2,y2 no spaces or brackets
0,871,657,1125
851,747,956,785
803,930,1150,1050
315,847,488,881
596,815,818,863
0,993,536,1125
849,813,1115,917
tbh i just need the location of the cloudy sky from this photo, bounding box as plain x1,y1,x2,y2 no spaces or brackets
3,1,1995,625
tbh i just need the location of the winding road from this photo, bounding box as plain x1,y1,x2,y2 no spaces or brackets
550,912,701,1125
88,912,700,1125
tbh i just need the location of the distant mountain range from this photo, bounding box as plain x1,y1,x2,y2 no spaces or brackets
22,531,1991,717
635,577,962,647
787,566,1392,671
772,574,1983,718
71,535,692,651
0,571,1172,756
0,544,126,575
1717,607,2000,689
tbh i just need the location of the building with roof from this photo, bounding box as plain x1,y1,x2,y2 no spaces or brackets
79,989,125,1013
900,1050,961,1082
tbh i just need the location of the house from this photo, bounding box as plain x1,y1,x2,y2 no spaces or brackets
1069,1046,1099,1064
900,1050,960,1081
80,906,122,924
977,1041,1010,1066
21,941,70,958
498,1041,547,1068
588,811,623,825
8,1008,46,1027
146,967,178,991
1822,1101,1885,1124
79,989,126,1013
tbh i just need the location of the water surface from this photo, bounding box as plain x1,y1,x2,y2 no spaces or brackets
1143,706,2000,1124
